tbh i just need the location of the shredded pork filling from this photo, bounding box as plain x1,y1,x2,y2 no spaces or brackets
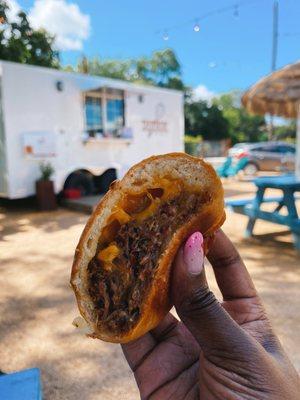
87,191,206,334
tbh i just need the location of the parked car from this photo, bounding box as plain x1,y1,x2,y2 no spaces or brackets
228,142,296,175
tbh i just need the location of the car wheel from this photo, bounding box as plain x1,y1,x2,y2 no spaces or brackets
64,172,94,196
243,162,258,176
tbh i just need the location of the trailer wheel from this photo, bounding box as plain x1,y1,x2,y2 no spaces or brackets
64,172,94,196
94,169,117,194
101,169,117,192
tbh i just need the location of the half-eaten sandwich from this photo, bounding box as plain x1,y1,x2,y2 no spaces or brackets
70,153,225,343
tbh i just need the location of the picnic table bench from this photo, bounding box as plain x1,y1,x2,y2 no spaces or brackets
226,175,300,250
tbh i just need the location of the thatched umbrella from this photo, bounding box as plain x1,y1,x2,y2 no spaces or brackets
242,61,300,177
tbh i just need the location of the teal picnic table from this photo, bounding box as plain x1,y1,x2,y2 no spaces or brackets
226,175,300,250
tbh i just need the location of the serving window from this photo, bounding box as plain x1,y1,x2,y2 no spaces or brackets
84,88,125,138
85,96,103,135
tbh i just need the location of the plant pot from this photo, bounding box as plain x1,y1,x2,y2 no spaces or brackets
36,180,57,211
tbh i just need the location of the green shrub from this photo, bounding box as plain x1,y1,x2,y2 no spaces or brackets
184,135,202,156
39,162,54,181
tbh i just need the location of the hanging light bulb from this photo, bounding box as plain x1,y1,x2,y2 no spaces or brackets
233,4,239,18
193,20,200,32
162,31,169,41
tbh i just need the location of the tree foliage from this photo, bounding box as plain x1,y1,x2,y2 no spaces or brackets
0,1,59,68
184,100,229,140
77,56,131,80
214,93,266,143
73,49,184,89
273,121,296,140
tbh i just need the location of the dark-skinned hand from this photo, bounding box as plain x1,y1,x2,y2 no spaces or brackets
122,230,300,399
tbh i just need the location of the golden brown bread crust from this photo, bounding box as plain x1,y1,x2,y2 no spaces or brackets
70,152,225,343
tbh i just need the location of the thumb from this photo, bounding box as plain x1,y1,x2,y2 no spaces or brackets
172,232,253,356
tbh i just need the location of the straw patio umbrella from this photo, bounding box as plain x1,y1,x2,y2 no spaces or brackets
242,60,300,177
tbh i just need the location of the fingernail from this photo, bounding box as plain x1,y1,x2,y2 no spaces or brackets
183,232,204,276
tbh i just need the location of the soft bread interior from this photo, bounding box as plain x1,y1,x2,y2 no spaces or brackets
71,153,225,341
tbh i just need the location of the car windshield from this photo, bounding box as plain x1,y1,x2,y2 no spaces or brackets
251,146,266,152
251,144,295,153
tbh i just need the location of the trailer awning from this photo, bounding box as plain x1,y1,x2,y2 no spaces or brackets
83,86,124,97
77,75,144,95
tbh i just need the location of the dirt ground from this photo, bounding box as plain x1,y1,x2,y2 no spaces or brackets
0,179,299,399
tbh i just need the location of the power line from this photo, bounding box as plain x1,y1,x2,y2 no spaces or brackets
156,0,268,37
281,32,300,37
156,0,298,73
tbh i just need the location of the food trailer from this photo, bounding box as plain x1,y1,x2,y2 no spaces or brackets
0,61,184,199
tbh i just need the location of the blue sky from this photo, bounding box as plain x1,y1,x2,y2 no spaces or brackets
9,0,300,96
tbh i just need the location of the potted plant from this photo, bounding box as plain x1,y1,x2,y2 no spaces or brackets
36,162,57,210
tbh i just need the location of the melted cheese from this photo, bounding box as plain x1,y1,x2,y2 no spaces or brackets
110,208,131,224
134,199,160,222
98,244,120,262
134,179,182,222
159,178,183,201
97,178,185,259
107,179,184,226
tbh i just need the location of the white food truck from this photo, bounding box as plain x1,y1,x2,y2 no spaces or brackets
0,61,184,199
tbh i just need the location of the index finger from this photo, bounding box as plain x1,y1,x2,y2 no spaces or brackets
207,230,257,300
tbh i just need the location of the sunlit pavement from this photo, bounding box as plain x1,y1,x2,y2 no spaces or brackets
0,180,299,399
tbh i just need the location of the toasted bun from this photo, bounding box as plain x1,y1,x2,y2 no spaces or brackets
70,153,225,343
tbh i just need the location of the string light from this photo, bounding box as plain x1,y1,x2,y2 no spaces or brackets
193,20,200,32
157,0,263,41
162,31,169,41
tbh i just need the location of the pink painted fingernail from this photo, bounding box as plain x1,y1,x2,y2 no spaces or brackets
183,232,204,275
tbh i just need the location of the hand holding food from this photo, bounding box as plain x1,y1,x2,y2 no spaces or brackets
122,230,300,399
70,153,225,342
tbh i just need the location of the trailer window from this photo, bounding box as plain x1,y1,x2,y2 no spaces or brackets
85,96,103,136
106,99,124,135
84,92,125,138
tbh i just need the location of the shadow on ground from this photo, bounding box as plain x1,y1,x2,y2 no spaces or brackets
0,207,87,241
0,179,299,399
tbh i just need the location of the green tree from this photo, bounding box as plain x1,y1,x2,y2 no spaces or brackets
73,49,185,90
273,120,296,140
0,1,59,68
77,56,132,80
215,93,266,143
149,48,181,87
164,76,186,90
185,100,229,140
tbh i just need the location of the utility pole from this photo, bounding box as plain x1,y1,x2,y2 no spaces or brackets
271,0,279,72
269,0,279,139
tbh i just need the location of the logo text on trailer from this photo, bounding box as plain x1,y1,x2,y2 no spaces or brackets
142,103,168,136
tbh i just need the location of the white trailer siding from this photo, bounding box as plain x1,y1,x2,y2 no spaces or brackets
120,87,184,173
0,61,184,199
0,64,8,196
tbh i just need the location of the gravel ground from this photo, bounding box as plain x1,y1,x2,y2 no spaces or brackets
0,180,299,399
